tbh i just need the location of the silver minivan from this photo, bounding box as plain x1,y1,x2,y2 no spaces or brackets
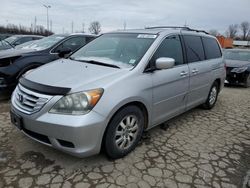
10,27,226,159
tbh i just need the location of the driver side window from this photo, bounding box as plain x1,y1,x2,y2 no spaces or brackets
53,37,86,53
151,35,184,67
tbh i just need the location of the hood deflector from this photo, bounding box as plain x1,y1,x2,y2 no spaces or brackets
19,77,71,95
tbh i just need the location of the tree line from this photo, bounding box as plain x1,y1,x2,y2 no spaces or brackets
210,21,250,40
0,21,102,36
0,24,53,36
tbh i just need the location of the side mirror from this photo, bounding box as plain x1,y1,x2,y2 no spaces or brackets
155,57,175,70
58,48,72,58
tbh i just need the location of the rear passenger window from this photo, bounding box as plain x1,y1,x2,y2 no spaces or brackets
183,35,205,63
152,35,184,66
202,37,222,59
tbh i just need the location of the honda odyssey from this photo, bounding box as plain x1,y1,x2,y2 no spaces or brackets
10,27,226,159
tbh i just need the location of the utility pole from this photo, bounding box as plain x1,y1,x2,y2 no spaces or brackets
82,23,85,33
184,20,188,27
123,21,127,30
43,4,51,32
34,16,37,33
50,20,52,32
71,21,74,33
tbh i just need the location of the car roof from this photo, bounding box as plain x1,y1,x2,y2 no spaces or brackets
107,27,212,37
10,34,44,38
52,33,96,38
106,27,215,40
225,48,250,52
70,33,97,37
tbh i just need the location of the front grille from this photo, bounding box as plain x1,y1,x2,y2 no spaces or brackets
12,84,52,114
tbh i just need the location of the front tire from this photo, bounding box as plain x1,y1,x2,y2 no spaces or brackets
104,105,144,159
243,74,250,88
202,82,219,109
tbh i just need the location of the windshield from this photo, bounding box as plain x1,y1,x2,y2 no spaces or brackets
5,36,19,44
224,50,250,62
18,35,65,51
15,40,36,49
0,40,12,47
70,33,156,67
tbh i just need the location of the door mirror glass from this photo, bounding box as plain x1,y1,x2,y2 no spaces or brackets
155,57,175,69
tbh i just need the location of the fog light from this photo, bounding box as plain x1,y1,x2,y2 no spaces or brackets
0,78,6,86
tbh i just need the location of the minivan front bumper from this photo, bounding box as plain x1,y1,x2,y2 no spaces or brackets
10,105,107,157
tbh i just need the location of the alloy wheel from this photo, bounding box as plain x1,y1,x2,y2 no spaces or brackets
115,115,139,150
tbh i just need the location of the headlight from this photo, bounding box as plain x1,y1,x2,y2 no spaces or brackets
49,88,103,115
231,66,248,73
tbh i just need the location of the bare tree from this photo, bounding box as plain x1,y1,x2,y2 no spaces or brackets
226,24,238,39
82,23,85,33
240,21,250,40
89,21,101,35
0,23,53,36
209,29,219,37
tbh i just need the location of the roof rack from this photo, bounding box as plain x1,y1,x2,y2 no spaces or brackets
145,26,209,35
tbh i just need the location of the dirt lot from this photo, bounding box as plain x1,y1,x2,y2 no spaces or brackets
0,86,249,188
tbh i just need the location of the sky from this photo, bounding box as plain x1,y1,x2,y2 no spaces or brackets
1,0,250,35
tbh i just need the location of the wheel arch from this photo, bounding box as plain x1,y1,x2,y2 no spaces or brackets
16,63,43,79
214,78,221,91
100,100,149,150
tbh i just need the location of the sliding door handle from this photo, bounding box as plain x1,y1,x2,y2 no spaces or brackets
180,71,188,76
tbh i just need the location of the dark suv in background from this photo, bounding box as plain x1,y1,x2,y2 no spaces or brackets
0,33,96,95
4,35,43,46
224,49,250,87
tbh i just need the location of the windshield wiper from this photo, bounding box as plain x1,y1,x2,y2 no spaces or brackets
70,58,120,69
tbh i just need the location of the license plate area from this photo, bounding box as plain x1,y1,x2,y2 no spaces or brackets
10,111,23,130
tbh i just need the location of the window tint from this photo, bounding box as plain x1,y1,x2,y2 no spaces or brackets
202,37,221,59
17,37,33,45
224,50,250,61
54,37,86,52
86,37,95,43
183,35,205,63
152,35,184,66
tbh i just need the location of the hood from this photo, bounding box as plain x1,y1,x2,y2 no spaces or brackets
24,59,130,93
0,48,36,59
225,59,250,68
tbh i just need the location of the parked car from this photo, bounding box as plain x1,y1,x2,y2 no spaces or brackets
0,39,13,51
224,49,250,87
4,35,44,46
14,40,37,50
0,34,12,41
0,33,96,95
10,27,225,159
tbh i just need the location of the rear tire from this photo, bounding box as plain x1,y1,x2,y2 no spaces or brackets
202,82,219,109
243,74,250,88
104,105,144,159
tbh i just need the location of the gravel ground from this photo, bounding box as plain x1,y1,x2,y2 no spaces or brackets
0,86,249,188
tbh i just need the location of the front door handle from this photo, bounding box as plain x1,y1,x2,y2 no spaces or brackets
180,71,188,77
192,69,199,74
